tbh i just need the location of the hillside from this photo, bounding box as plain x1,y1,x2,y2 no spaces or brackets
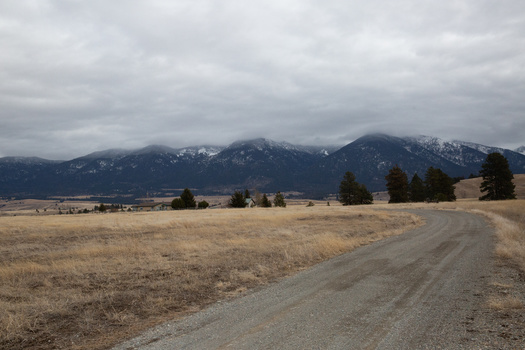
455,174,525,199
1,134,525,198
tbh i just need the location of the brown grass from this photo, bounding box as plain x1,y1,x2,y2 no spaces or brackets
0,206,422,350
455,174,525,199
487,295,524,310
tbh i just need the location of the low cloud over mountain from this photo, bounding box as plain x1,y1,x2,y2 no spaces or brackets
1,135,524,199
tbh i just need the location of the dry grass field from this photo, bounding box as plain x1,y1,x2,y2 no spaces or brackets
2,182,524,350
455,174,525,199
0,205,422,350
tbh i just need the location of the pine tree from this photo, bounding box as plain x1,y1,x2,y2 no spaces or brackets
273,191,286,207
244,189,251,199
171,197,185,210
424,167,456,202
180,188,196,209
197,200,209,209
339,171,359,205
339,171,373,205
385,165,409,203
408,173,426,202
479,153,516,200
229,191,247,208
357,184,374,204
261,194,272,207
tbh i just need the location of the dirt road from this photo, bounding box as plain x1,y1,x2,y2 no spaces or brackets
113,210,504,349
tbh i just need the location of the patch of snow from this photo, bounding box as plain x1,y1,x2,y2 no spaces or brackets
453,140,505,155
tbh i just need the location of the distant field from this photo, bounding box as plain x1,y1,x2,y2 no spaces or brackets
0,195,334,216
0,205,422,350
0,198,99,215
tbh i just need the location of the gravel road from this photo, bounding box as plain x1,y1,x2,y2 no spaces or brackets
113,210,508,349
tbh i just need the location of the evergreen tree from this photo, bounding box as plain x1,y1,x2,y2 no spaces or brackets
385,165,409,203
408,173,426,202
171,197,185,210
357,184,374,204
339,171,359,205
424,167,456,202
244,189,251,199
339,171,373,205
273,191,287,207
479,152,516,201
98,203,107,212
180,188,196,209
197,200,209,209
261,194,272,207
229,191,247,208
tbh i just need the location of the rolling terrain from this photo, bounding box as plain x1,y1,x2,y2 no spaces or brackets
455,174,525,199
1,134,524,198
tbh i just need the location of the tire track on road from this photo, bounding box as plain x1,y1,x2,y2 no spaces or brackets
113,210,494,350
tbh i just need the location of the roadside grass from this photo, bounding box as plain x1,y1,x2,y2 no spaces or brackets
487,295,524,310
0,206,422,350
450,200,524,273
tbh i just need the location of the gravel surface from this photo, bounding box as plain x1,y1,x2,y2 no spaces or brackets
113,210,524,349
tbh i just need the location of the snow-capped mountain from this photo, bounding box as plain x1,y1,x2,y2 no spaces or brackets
1,135,524,198
404,136,488,167
306,134,525,193
197,138,327,192
515,146,525,155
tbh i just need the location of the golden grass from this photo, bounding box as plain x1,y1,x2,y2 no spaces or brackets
487,295,524,310
454,174,525,200
0,206,422,350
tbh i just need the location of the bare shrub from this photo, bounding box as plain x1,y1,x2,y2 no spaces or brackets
488,295,524,310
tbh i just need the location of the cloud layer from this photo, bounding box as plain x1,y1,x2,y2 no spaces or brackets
1,0,524,159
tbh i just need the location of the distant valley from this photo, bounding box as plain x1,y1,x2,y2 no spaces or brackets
1,134,524,200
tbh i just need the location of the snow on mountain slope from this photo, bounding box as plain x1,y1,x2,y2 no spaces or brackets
1,135,524,197
514,146,525,155
404,135,487,167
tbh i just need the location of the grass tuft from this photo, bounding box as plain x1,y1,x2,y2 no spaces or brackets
487,295,524,310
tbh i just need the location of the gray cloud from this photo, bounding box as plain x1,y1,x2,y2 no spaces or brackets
1,0,524,159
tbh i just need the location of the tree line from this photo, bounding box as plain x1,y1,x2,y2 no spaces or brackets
169,188,287,210
163,152,518,210
228,189,286,208
339,152,516,205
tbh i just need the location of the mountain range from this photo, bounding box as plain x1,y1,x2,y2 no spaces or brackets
1,134,524,200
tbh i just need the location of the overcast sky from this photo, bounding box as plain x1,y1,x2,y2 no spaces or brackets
1,0,524,160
